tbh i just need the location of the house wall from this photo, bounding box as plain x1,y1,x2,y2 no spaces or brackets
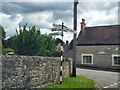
63,50,73,59
76,45,119,69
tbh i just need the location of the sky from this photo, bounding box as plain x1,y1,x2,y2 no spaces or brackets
0,0,119,42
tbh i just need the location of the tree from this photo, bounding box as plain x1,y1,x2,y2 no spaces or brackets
0,25,6,46
0,25,6,40
0,25,7,55
11,24,59,56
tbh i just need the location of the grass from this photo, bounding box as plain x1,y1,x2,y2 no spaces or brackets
45,76,96,88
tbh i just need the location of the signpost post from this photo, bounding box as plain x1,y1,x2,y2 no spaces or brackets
49,22,76,84
60,22,64,84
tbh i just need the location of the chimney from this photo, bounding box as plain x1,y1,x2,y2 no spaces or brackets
81,18,86,31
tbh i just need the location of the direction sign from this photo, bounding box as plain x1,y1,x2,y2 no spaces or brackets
52,23,76,33
49,31,61,36
51,27,60,31
53,23,60,27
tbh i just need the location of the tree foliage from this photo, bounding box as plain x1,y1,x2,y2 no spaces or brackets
7,24,60,56
0,25,6,55
0,25,6,39
0,25,6,46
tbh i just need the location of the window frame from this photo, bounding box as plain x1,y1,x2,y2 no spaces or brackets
81,54,94,64
112,54,120,66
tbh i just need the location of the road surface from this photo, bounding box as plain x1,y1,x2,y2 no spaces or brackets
76,68,119,89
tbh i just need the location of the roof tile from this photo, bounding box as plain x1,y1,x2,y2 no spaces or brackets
77,25,120,45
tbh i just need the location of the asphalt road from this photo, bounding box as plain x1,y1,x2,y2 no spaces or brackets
76,68,119,89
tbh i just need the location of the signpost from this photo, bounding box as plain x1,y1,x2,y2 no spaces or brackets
52,23,76,33
49,22,76,84
49,0,79,83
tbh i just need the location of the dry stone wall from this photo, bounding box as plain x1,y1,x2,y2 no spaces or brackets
1,55,72,89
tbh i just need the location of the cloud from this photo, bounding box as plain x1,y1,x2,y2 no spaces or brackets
78,2,118,27
2,2,25,14
2,2,72,14
1,0,120,2
118,1,120,24
81,2,117,11
21,11,53,28
78,10,117,27
52,9,72,21
1,1,119,42
0,13,23,37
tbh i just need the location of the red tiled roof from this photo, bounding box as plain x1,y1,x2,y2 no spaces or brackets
77,25,120,45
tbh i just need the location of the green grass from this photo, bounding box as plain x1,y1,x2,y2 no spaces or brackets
45,76,96,88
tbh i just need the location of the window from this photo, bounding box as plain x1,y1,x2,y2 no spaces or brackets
81,54,93,64
112,55,120,66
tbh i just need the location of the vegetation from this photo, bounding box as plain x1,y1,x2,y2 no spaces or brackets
2,48,14,55
2,24,60,56
45,76,96,88
0,25,6,40
0,25,6,55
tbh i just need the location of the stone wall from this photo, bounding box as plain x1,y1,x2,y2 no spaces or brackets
1,55,72,89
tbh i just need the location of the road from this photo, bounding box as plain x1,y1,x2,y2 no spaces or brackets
76,68,119,89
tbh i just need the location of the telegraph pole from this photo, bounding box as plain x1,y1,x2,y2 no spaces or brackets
72,0,78,77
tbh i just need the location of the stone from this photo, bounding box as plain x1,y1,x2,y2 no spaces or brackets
2,55,72,89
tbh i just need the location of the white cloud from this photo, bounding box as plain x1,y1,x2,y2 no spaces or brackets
78,8,118,27
40,28,51,34
0,13,23,37
22,11,53,28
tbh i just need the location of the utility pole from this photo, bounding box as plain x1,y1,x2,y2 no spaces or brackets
72,0,78,77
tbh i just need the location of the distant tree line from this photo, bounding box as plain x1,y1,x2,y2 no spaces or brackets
1,24,61,57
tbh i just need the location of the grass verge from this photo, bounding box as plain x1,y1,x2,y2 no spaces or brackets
45,76,96,88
